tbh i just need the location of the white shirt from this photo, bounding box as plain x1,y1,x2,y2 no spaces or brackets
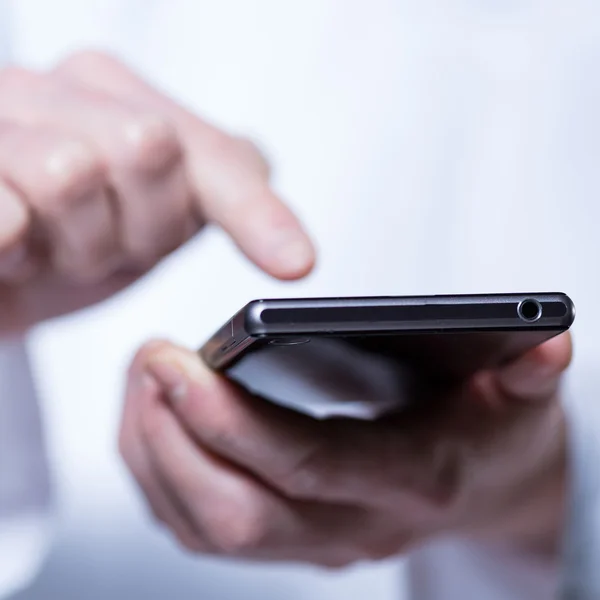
3,1,600,598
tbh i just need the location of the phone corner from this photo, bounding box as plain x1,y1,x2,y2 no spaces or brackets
244,300,267,335
550,292,576,328
562,293,576,327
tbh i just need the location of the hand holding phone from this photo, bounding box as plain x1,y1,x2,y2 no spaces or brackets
120,329,571,566
200,293,574,417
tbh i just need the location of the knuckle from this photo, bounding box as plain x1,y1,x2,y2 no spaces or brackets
196,398,241,446
208,519,264,555
280,465,320,498
278,447,327,499
120,114,181,173
206,492,270,554
38,141,103,212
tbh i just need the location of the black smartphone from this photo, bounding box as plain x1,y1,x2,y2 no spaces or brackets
199,293,575,417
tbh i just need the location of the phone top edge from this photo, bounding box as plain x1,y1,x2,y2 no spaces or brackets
244,299,266,335
242,293,575,336
244,292,571,306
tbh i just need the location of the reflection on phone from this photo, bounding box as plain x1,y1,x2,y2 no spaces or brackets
226,337,413,419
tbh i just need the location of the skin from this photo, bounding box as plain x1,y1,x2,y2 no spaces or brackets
0,50,570,571
0,51,315,334
121,333,571,567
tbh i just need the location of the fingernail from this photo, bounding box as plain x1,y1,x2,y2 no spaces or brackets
147,360,188,404
45,141,98,184
146,350,213,405
269,235,315,276
130,370,158,394
123,115,178,170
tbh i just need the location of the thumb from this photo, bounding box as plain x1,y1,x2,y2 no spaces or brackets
139,340,221,403
495,333,572,402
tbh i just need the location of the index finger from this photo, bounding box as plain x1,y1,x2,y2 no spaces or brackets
55,52,316,280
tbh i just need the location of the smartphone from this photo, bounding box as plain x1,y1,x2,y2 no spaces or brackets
199,293,575,418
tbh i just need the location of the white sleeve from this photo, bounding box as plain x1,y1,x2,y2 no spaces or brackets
559,365,600,599
0,337,52,599
407,537,557,600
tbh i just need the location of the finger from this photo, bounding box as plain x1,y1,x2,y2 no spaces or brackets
140,382,307,556
137,369,371,564
0,68,192,263
55,51,315,279
131,341,370,564
234,137,272,180
0,179,31,279
187,135,316,280
0,123,119,281
142,344,453,511
57,91,193,264
119,345,208,552
495,333,573,402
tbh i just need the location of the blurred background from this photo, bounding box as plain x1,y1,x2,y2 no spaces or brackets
3,0,599,598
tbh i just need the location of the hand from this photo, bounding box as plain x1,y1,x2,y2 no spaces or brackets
0,52,314,334
120,333,571,567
